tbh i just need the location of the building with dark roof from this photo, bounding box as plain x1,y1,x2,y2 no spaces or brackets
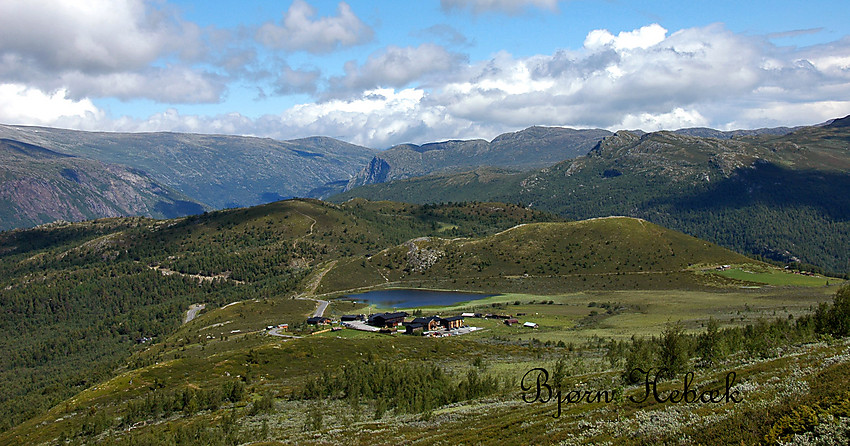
410,316,442,331
404,322,425,335
307,316,331,325
367,312,408,328
440,315,464,330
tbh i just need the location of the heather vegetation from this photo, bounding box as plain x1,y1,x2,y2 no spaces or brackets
613,285,850,383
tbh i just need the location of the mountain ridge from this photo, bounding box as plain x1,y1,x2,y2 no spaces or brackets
0,119,831,231
333,117,850,273
343,126,612,191
0,124,378,212
0,139,207,230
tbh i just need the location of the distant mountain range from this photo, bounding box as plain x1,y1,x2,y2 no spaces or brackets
0,125,376,219
339,125,806,193
334,118,850,274
0,124,618,230
341,126,612,192
1,118,845,274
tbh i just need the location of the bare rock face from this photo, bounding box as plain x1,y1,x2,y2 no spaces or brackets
344,157,391,191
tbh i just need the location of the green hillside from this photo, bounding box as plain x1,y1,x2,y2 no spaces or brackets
333,120,850,274
319,217,754,294
0,195,847,445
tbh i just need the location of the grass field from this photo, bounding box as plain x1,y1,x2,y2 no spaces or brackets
366,285,839,343
714,266,834,287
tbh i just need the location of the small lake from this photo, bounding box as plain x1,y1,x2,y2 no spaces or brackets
346,289,496,309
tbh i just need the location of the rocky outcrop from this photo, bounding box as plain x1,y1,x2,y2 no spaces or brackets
344,156,391,191
404,237,444,272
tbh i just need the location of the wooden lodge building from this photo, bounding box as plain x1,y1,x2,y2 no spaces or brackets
403,315,465,334
408,316,442,331
441,316,464,330
367,312,408,328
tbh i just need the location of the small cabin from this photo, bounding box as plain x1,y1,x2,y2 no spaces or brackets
504,318,519,326
404,322,425,335
523,321,539,329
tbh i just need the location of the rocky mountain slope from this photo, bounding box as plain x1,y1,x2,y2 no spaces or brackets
0,139,205,230
343,126,612,191
0,125,377,210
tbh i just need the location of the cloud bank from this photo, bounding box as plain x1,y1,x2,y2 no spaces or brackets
0,0,222,103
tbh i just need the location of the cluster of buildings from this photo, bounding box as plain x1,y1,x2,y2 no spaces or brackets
344,311,467,335
305,311,538,334
305,311,470,335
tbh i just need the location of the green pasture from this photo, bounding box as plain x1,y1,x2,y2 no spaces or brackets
714,266,835,287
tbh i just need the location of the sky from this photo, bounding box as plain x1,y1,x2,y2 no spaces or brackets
0,0,849,148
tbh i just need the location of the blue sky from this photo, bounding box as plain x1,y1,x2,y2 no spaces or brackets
1,0,849,148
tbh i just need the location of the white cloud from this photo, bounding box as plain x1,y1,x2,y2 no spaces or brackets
256,0,373,53
415,25,470,47
74,88,501,149
0,0,222,104
286,23,850,145
441,0,559,14
4,21,850,149
584,24,668,50
274,65,321,95
0,0,191,73
0,83,103,125
59,67,226,103
618,108,709,131
727,100,850,129
328,44,467,95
